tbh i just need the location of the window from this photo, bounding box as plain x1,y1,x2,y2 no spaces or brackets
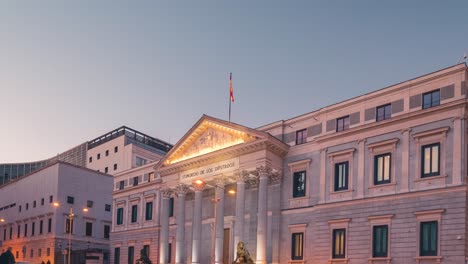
105,167,109,173
24,223,27,237
376,104,391,121
41,198,44,206
143,245,150,258
148,172,154,182
133,176,138,186
296,129,307,145
422,90,440,109
168,243,172,263
48,218,52,233
336,116,350,132
33,200,36,208
47,248,50,256
67,196,74,204
135,157,147,167
16,251,18,259
30,249,33,258
421,143,440,178
3,229,6,241
420,221,438,256
89,157,93,163
291,232,304,260
87,200,94,208
17,225,20,238
106,150,109,156
105,204,111,212
9,227,12,240
114,247,120,264
168,198,174,217
49,195,53,203
38,249,41,257
145,202,153,221
104,225,110,239
97,153,101,160
119,180,125,190
85,222,93,237
374,153,391,185
26,203,29,210
114,146,119,153
19,205,21,212
334,162,349,191
32,222,35,236
292,171,306,198
372,225,388,257
39,220,43,234
66,218,73,234
117,208,124,225
131,205,138,223
114,164,118,171
332,229,346,259
128,246,134,264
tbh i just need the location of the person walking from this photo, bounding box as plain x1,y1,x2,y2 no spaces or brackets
0,247,16,264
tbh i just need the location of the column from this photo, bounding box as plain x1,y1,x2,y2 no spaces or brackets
214,178,226,264
400,129,411,192
453,117,463,185
233,171,248,255
191,181,206,264
159,189,172,264
256,165,270,264
175,184,189,264
269,171,282,264
357,139,365,198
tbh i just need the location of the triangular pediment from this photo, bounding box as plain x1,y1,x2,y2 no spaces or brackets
161,115,265,166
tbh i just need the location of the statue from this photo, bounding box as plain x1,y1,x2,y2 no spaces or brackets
232,241,254,264
136,248,152,264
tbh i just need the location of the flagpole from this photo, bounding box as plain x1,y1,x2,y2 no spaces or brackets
229,72,232,122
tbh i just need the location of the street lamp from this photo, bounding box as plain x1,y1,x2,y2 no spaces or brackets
53,202,89,264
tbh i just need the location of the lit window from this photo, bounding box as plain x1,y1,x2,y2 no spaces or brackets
374,153,391,185
376,104,391,121
336,116,350,132
332,229,346,259
291,232,304,260
422,90,440,109
421,143,440,178
295,129,307,145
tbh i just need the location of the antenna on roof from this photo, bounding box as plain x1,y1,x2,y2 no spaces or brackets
457,51,467,64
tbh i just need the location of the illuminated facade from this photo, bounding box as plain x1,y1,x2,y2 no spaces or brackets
111,63,468,264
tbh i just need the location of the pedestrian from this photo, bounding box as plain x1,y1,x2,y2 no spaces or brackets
0,247,15,264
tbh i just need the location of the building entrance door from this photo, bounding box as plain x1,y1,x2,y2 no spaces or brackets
223,228,230,264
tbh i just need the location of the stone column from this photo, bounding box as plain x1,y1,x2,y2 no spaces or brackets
256,165,270,264
159,189,172,264
175,184,190,264
214,178,226,264
400,129,411,192
233,171,248,256
191,181,206,264
269,170,282,264
453,117,463,185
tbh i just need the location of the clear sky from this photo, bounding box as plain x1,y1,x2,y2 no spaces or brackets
1,1,467,163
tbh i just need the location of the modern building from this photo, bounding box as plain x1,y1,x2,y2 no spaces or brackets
0,161,113,264
0,126,172,184
111,63,468,264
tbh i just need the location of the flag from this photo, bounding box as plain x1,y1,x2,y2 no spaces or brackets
230,72,234,102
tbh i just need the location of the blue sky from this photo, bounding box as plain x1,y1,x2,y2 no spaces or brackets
1,1,467,162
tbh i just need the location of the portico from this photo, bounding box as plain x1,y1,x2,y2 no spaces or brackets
154,115,288,264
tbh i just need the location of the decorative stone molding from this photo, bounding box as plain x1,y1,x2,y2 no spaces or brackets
269,170,283,185
401,128,412,135
236,170,250,183
214,176,229,188
175,184,190,196
257,165,272,178
160,188,173,198
192,181,206,192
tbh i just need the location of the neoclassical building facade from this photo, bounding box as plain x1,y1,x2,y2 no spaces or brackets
111,63,468,264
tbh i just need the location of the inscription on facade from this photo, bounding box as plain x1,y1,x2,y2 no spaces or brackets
179,158,239,181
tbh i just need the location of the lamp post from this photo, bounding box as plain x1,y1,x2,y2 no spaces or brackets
54,202,88,264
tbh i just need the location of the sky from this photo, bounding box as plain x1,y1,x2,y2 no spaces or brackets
0,1,467,163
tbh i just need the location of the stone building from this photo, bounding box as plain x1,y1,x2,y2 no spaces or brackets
111,63,468,264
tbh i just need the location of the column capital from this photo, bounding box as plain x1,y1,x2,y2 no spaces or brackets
256,165,271,178
160,188,173,198
236,170,250,183
269,170,283,185
175,184,190,196
214,176,229,188
192,181,206,192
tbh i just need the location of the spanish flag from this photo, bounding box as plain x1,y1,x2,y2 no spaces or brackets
230,72,234,102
